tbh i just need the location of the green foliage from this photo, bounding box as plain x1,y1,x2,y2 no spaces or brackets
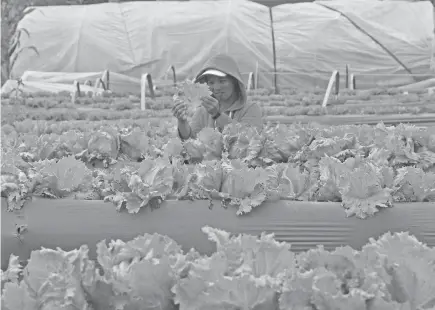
1,0,40,85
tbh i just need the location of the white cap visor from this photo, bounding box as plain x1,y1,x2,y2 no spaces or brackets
199,69,227,79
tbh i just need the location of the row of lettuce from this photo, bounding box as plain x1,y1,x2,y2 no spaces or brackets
2,228,434,310
2,86,434,123
4,100,435,125
2,85,432,103
1,122,434,218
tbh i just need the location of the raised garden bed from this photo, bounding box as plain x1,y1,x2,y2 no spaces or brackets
2,197,435,270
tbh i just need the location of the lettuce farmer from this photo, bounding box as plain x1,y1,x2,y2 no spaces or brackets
173,54,263,140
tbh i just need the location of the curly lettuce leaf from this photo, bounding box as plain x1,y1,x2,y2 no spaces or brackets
179,81,211,107
163,138,184,159
264,124,313,162
294,134,356,162
183,139,205,163
362,232,435,310
171,157,190,192
339,162,393,219
2,246,97,310
265,163,312,201
123,158,174,213
220,160,269,215
222,123,259,160
197,128,223,161
96,233,183,310
316,155,393,218
244,131,282,166
1,172,34,210
202,226,295,277
393,167,435,202
279,269,316,309
283,243,397,310
2,281,38,310
176,160,223,205
96,233,182,268
317,155,351,201
311,270,370,310
172,251,279,310
87,130,120,159
34,156,90,198
120,128,150,161
1,255,22,284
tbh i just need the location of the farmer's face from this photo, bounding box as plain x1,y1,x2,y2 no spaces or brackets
206,75,236,102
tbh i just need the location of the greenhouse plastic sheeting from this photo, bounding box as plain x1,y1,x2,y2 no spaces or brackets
11,0,434,90
2,198,435,270
1,71,157,94
13,1,274,88
273,0,434,89
22,71,141,93
0,79,105,95
16,71,141,94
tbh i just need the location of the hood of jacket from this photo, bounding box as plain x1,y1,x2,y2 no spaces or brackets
194,54,247,112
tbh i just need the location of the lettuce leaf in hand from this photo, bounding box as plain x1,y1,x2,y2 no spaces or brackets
179,81,211,107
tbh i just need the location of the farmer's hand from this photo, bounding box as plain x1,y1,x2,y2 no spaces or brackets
172,97,188,121
201,95,220,118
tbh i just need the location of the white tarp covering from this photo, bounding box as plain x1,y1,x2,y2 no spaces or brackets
1,79,105,95
274,0,435,89
11,0,434,91
21,71,140,94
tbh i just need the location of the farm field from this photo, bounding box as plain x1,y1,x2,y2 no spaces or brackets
2,0,435,305
2,87,435,125
2,115,435,216
1,85,435,230
2,86,435,310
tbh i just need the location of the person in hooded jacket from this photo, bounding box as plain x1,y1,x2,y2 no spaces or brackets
173,54,263,140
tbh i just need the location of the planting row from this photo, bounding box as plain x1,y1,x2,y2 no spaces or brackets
2,122,435,218
3,102,435,126
2,85,432,103
5,105,435,126
2,87,434,123
1,106,174,125
2,118,171,135
2,228,434,310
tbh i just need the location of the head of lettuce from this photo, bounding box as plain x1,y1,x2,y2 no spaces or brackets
173,54,263,140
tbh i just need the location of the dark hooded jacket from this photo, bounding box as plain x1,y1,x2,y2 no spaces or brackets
181,54,263,139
